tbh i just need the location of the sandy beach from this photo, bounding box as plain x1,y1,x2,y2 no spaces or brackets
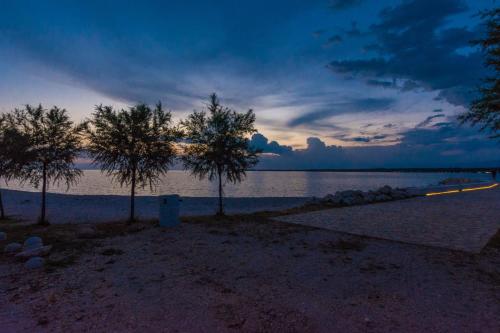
0,187,499,332
0,189,309,224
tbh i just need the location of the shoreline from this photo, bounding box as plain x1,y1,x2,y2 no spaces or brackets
250,168,498,173
0,189,309,224
1,181,496,224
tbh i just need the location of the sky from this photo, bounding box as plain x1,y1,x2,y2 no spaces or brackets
1,0,499,168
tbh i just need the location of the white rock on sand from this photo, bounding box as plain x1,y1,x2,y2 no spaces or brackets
23,236,43,250
317,185,415,206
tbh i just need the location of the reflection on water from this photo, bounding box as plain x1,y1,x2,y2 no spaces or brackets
4,170,489,197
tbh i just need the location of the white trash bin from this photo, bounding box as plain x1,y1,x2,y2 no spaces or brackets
159,195,181,227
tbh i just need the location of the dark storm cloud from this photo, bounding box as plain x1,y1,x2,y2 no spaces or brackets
329,0,365,10
328,0,488,106
365,79,395,88
312,29,327,38
324,35,343,47
254,121,500,169
434,122,453,127
288,97,395,127
249,133,293,155
345,21,363,37
400,120,486,149
0,0,322,108
400,80,421,92
416,114,446,128
340,134,390,143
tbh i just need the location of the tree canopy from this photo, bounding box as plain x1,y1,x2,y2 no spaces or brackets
6,105,84,224
182,94,259,215
85,103,180,222
0,115,14,219
460,8,500,138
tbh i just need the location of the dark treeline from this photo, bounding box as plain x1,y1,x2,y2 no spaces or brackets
0,93,259,224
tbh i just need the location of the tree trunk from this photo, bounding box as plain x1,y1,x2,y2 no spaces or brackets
129,167,136,223
0,187,5,220
40,163,48,225
217,167,224,216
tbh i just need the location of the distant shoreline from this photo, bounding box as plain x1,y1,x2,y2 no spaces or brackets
77,167,498,173
249,168,498,173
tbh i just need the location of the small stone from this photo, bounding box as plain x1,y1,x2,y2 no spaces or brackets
375,194,391,202
341,197,355,206
0,232,6,241
378,185,393,195
391,190,407,200
307,196,319,204
25,257,45,269
362,192,376,203
23,236,43,250
322,194,335,203
16,245,52,258
4,242,22,253
77,226,98,239
405,188,422,196
329,194,343,205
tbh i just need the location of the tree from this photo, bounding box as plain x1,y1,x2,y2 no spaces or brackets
0,113,31,219
84,103,180,223
0,115,9,219
460,8,500,138
7,105,83,225
182,94,259,216
0,115,13,219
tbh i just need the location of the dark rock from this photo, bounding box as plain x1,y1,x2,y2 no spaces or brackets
4,242,22,253
23,236,43,250
378,185,393,195
375,194,391,201
25,257,45,269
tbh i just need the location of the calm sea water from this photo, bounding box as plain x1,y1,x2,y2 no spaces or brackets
3,170,490,197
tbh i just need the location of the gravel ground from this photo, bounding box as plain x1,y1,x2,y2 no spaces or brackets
0,216,499,332
276,187,500,253
0,189,308,224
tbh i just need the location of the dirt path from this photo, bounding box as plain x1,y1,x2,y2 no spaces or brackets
276,187,500,253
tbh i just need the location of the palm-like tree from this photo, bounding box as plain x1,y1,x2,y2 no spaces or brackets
7,105,84,225
84,103,180,223
182,94,260,215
